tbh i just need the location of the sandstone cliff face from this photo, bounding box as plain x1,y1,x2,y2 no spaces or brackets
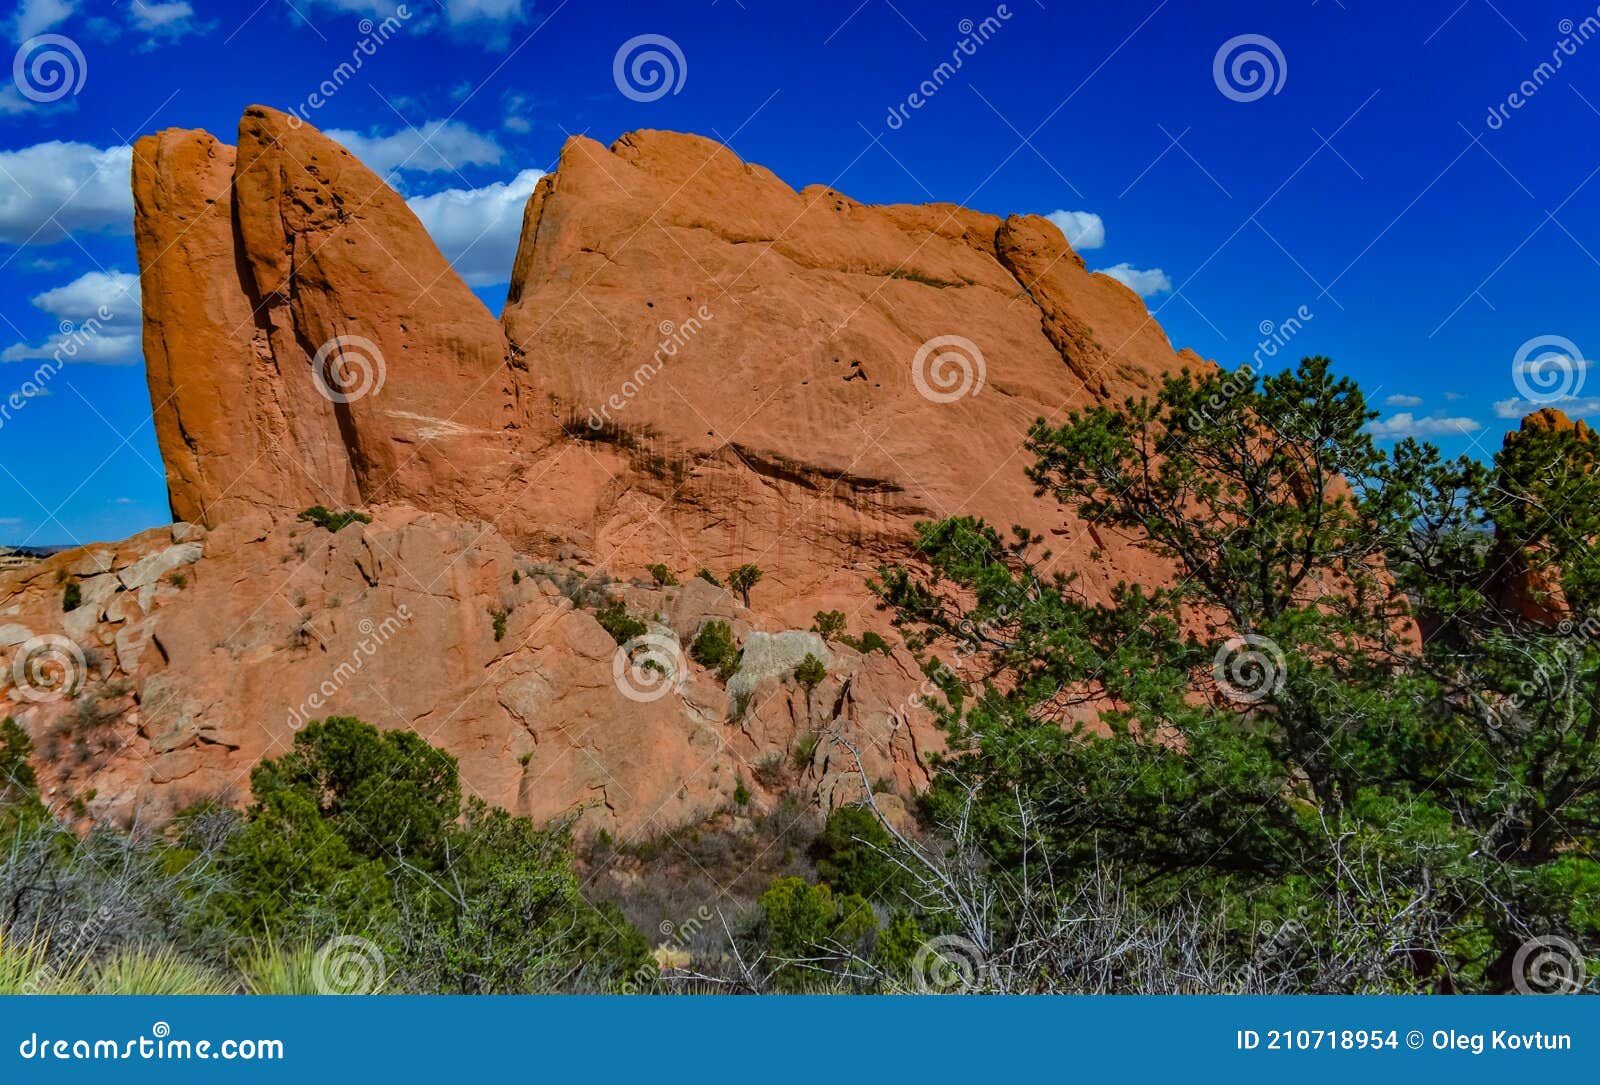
49,108,1226,833
134,107,520,528
137,110,1205,624
0,514,936,835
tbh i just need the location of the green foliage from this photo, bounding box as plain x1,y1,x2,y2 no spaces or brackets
511,569,521,585
647,563,680,587
0,718,44,829
812,610,847,641
872,356,1600,991
490,608,508,642
839,631,892,654
794,653,827,690
403,801,650,992
61,580,81,612
733,778,751,807
695,568,723,587
297,506,372,533
872,912,926,978
814,806,908,903
758,877,876,987
594,599,647,645
728,563,763,606
690,620,741,680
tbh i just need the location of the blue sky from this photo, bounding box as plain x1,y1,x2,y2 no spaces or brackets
0,0,1595,545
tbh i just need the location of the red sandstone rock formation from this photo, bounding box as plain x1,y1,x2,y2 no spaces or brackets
4,107,1237,834
136,108,1206,624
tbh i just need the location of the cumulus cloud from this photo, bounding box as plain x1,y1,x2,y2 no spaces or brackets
1044,209,1105,250
407,169,544,287
1384,394,1424,408
1095,262,1171,298
128,0,209,42
0,142,133,244
1365,413,1481,439
31,269,140,324
326,120,503,178
1494,396,1600,419
13,0,75,38
2,268,141,364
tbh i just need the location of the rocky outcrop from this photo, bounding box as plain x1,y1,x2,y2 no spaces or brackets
97,108,1233,833
0,515,937,835
136,110,1205,624
134,107,520,529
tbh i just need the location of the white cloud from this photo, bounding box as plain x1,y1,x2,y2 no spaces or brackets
303,0,524,33
325,120,503,178
444,0,524,24
1494,396,1600,419
502,92,533,133
1044,209,1105,250
1384,393,1423,408
128,0,209,42
1366,413,1481,439
0,142,132,244
407,169,544,287
130,0,193,29
31,269,140,325
1095,262,1171,298
2,269,141,365
14,0,76,38
1443,390,1465,401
